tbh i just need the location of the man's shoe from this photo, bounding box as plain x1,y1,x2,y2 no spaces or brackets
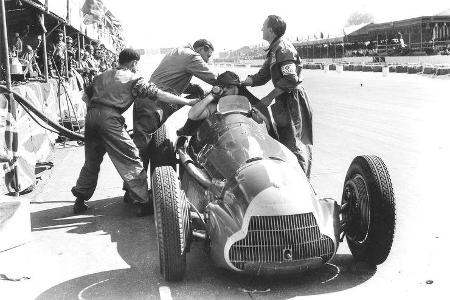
135,202,154,217
73,198,88,214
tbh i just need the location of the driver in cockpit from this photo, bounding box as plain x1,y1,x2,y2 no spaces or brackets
177,71,271,136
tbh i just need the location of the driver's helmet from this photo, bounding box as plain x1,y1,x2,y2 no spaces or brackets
216,71,241,97
216,71,240,88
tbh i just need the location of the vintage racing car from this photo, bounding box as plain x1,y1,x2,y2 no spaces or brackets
149,95,396,281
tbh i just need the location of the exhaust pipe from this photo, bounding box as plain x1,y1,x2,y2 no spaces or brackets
177,147,212,189
192,230,206,240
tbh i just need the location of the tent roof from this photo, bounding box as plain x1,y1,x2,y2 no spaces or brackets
435,9,450,16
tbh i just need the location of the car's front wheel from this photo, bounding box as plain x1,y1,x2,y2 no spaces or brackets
152,166,190,281
341,155,396,265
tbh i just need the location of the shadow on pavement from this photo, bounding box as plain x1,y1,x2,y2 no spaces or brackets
34,198,375,299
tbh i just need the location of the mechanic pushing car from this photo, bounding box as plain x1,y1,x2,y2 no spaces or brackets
71,48,197,217
123,39,218,203
134,39,217,162
241,15,313,176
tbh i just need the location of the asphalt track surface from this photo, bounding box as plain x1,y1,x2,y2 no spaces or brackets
1,68,449,299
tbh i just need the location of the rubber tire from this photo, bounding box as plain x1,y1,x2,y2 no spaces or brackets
152,166,190,281
149,124,176,174
342,155,396,265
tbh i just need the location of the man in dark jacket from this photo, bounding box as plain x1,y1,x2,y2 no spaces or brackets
241,15,313,176
133,39,217,154
124,40,217,203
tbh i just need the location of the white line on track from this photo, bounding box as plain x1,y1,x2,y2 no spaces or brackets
78,279,110,300
322,263,340,283
159,286,173,300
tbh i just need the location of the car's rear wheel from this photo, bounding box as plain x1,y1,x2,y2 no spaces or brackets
152,166,190,281
341,155,396,265
149,124,177,174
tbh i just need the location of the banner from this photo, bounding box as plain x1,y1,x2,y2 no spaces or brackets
81,0,106,25
0,78,85,193
106,11,121,28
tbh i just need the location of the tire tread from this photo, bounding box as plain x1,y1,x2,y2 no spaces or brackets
153,166,188,281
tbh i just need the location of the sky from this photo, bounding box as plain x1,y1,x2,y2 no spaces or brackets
105,0,450,52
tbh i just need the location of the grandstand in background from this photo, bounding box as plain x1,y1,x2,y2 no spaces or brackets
212,10,450,63
294,10,450,59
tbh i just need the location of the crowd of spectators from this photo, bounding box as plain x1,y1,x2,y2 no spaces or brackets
5,28,119,86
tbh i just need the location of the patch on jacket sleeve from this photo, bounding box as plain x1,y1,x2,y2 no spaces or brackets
281,63,296,76
131,78,159,100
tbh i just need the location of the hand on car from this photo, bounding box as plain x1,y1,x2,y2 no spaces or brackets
188,98,201,106
241,76,253,86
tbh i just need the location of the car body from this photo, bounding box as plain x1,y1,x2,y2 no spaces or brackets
151,95,395,281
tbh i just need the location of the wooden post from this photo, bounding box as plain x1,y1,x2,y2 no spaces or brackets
40,13,49,81
77,33,81,63
385,31,388,53
408,31,411,48
376,34,379,54
342,38,345,58
420,24,423,50
0,0,11,88
63,25,68,77
1,0,20,195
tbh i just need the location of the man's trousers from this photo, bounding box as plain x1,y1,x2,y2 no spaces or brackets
71,107,149,204
271,86,313,176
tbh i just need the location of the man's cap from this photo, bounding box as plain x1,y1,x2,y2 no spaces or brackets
217,71,240,87
118,48,140,64
193,39,214,51
85,44,93,50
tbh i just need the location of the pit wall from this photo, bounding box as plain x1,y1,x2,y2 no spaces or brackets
304,55,450,66
0,77,85,194
213,55,450,76
302,61,450,76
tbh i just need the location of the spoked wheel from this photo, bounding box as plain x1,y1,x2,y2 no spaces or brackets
152,166,190,281
341,155,396,265
149,124,177,175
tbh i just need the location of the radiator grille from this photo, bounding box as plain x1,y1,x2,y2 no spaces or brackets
229,213,335,270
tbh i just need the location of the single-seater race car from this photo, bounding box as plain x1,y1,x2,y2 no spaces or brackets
150,95,396,281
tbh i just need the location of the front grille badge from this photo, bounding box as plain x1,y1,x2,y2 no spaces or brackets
283,248,293,261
